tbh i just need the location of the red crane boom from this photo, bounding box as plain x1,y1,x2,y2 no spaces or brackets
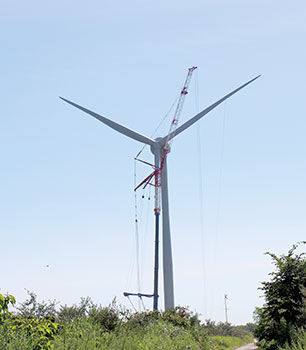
135,66,197,214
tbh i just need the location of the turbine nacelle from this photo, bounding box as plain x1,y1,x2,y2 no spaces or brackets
151,137,171,155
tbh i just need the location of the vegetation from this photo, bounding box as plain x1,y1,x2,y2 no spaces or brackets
203,319,253,338
254,241,306,350
278,328,306,350
210,336,253,350
0,290,253,350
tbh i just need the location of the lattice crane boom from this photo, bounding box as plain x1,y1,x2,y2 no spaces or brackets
135,66,197,215
166,66,197,144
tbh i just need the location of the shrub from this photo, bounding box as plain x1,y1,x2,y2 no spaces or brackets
9,315,59,350
88,299,121,332
16,290,58,319
0,293,15,323
254,242,306,350
203,319,251,338
57,296,95,322
162,306,200,329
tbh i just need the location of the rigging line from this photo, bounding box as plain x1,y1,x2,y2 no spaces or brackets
195,72,208,320
194,68,199,113
125,162,138,291
140,296,146,311
140,185,152,285
134,159,141,296
150,93,180,139
126,158,142,290
135,93,180,160
127,295,137,313
197,125,208,320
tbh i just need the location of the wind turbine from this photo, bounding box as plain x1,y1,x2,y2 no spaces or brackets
60,73,260,311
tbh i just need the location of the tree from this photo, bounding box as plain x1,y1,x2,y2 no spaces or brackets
254,241,306,350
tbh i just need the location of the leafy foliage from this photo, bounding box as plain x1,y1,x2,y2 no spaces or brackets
278,328,306,350
88,298,121,332
0,292,15,323
16,290,58,319
254,242,306,350
0,290,253,350
57,296,95,322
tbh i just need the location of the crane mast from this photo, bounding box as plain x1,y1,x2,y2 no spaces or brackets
135,66,197,214
133,66,197,310
156,66,197,213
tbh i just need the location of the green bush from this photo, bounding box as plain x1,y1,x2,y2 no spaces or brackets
57,296,95,322
88,299,121,332
17,290,58,319
162,306,200,329
0,293,15,323
254,242,306,350
0,291,254,350
125,309,161,329
203,319,252,338
0,315,59,350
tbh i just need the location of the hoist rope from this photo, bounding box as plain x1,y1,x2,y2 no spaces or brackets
130,69,197,311
134,159,141,297
130,88,182,307
140,185,152,284
151,94,180,139
195,71,208,319
135,94,180,160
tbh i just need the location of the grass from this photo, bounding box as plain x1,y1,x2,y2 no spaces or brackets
0,318,254,350
210,335,254,350
0,293,254,350
51,319,212,350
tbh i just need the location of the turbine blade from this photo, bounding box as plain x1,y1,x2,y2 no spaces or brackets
163,75,261,143
60,97,155,146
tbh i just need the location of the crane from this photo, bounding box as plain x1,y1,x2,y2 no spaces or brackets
133,66,197,309
135,66,197,214
60,70,260,311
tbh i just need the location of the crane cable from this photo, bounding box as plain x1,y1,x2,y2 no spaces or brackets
134,160,141,298
131,68,196,309
131,67,197,310
135,94,181,160
195,69,208,320
126,295,137,313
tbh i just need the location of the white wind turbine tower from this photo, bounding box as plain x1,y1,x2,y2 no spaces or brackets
60,71,260,311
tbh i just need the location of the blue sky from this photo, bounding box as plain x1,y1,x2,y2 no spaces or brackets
1,0,305,324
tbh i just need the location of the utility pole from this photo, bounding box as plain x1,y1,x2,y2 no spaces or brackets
224,294,229,323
